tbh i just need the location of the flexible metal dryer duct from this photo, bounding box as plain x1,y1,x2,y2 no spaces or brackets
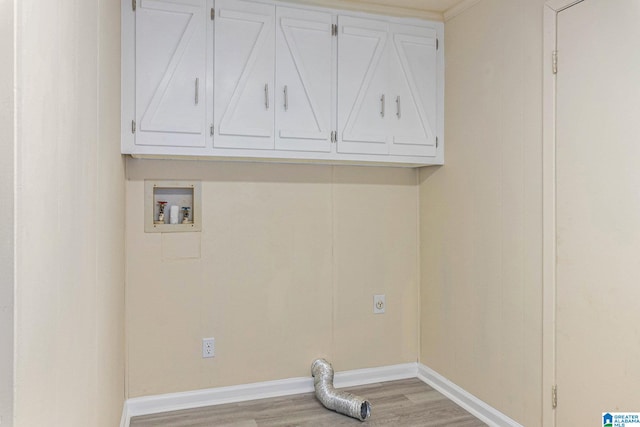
311,359,371,421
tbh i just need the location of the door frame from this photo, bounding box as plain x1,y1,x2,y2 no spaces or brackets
542,2,584,426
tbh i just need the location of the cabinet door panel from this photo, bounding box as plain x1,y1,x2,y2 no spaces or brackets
135,0,206,147
389,24,437,157
275,7,334,152
214,0,275,150
337,16,389,155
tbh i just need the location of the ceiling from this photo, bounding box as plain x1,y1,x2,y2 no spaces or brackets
279,0,474,20
350,0,467,13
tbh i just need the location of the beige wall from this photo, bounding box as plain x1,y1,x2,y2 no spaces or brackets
0,0,14,424
3,0,557,422
126,160,419,397
419,0,543,425
13,0,125,426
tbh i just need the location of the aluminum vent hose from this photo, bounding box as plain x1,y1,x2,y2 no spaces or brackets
311,359,372,421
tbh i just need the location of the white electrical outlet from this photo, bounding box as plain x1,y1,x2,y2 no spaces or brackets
202,337,215,358
373,294,385,314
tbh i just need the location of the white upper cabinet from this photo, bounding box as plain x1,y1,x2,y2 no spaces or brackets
337,16,439,157
388,23,438,157
213,3,334,153
275,7,334,153
134,0,207,147
122,0,443,166
337,16,389,155
214,0,275,150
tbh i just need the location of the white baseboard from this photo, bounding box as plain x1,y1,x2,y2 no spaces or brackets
120,362,522,427
119,402,129,427
121,362,417,427
333,362,418,388
417,363,523,427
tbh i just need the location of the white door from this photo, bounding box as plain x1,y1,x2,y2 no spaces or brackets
214,0,275,150
337,16,389,155
388,23,437,157
275,7,334,153
556,1,640,425
135,0,207,147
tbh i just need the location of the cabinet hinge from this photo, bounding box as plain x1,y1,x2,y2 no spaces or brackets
211,8,215,20
132,0,136,12
552,50,558,74
331,24,338,37
210,124,214,136
131,120,136,134
436,38,439,50
551,385,557,409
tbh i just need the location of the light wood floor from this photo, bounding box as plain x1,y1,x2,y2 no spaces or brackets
130,378,487,426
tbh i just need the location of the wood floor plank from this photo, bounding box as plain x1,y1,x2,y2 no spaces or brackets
130,378,487,427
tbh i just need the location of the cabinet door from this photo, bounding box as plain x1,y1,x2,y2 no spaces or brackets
135,0,207,147
388,23,438,157
337,16,389,155
275,7,334,153
214,0,275,150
